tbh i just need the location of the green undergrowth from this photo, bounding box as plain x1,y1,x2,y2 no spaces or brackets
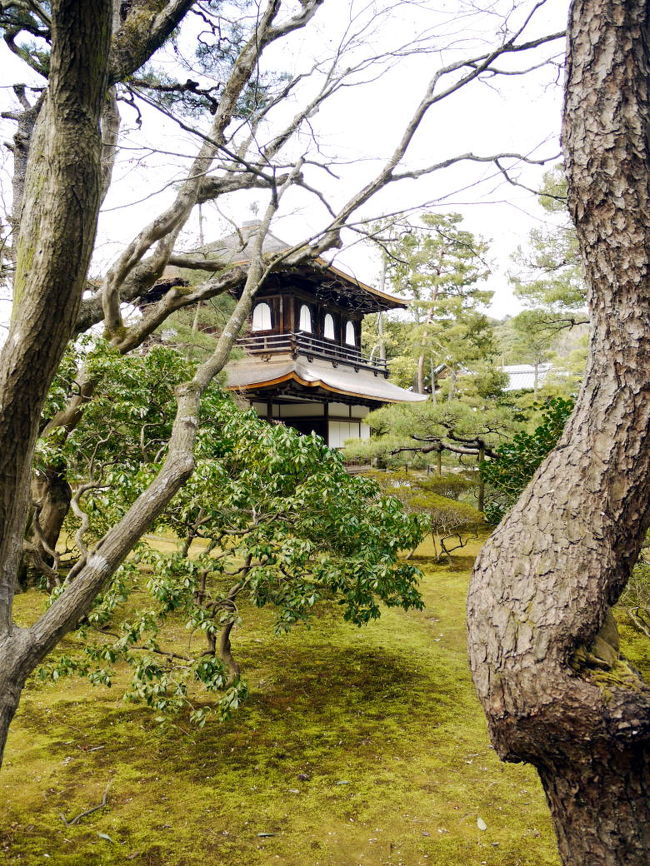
3,539,563,866
615,618,650,682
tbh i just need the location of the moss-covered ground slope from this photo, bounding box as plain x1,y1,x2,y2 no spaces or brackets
2,540,565,865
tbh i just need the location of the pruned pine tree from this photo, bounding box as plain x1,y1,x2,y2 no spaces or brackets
510,164,587,329
373,213,493,395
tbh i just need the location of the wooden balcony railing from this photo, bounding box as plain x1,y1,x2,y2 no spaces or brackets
237,331,388,374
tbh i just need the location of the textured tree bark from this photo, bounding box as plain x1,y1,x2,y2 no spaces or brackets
31,467,72,564
0,0,113,752
538,747,650,863
6,90,43,248
0,0,113,635
108,0,197,83
0,630,32,764
468,1,650,863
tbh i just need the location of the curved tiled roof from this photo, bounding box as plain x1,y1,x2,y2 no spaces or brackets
226,355,427,404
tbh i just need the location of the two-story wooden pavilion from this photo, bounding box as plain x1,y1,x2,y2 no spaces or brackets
207,221,427,445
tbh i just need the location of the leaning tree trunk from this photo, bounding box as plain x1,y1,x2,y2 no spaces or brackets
468,2,650,864
476,446,485,513
0,0,113,753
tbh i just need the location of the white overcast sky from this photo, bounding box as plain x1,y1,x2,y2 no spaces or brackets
0,0,570,328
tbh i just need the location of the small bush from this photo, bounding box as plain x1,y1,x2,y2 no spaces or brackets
416,473,476,501
360,470,485,560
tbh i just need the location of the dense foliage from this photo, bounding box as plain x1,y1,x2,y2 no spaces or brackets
344,399,517,506
479,396,574,524
37,343,426,723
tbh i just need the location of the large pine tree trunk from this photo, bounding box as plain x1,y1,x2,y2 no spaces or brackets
539,749,650,863
467,1,650,863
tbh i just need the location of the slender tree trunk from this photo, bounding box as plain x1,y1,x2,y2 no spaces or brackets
33,468,71,549
31,466,72,565
0,625,38,765
468,2,650,863
192,301,202,333
218,620,241,686
476,446,485,513
447,367,457,401
416,354,426,393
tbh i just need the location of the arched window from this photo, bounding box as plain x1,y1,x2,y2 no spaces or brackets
298,304,312,332
323,313,335,341
344,321,356,346
252,302,272,331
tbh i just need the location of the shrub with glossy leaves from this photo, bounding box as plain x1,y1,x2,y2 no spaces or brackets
40,356,426,724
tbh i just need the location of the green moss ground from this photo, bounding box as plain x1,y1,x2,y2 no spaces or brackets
0,540,575,865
